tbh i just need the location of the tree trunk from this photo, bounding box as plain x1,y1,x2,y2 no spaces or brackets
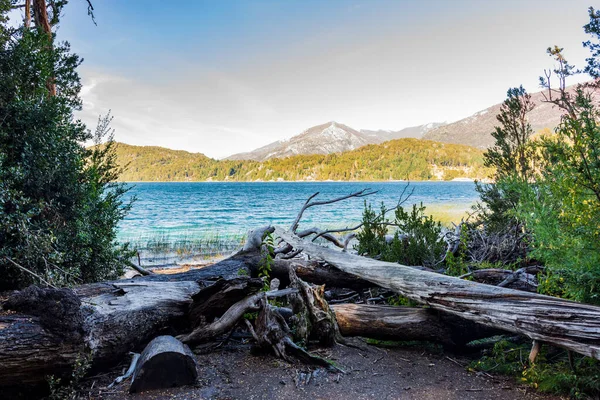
32,0,55,96
269,257,375,291
276,227,600,360
24,0,31,28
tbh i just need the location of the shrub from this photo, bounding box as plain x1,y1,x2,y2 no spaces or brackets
356,201,446,268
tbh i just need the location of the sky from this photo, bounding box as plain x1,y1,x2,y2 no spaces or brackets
12,0,596,158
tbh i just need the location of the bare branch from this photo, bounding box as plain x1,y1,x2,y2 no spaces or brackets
124,260,154,276
274,243,293,255
290,183,414,253
290,189,377,233
310,223,363,242
280,248,303,259
85,0,96,25
108,352,140,388
4,256,56,288
297,227,346,248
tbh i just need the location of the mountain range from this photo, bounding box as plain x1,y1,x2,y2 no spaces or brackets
422,89,564,148
225,121,444,161
225,85,567,160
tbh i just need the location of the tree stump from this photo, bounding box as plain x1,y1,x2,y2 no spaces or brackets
129,335,198,393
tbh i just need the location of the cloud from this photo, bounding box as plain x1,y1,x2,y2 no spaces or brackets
76,67,277,158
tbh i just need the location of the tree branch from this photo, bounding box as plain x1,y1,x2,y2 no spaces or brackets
290,189,377,233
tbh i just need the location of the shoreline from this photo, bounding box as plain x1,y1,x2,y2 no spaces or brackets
120,179,485,184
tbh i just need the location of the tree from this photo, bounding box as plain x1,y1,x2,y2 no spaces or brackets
475,86,537,233
0,0,132,289
485,86,536,181
512,7,600,304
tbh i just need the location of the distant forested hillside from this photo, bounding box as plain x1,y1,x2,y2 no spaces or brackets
110,138,492,182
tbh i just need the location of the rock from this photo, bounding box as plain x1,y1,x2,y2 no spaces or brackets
129,335,198,393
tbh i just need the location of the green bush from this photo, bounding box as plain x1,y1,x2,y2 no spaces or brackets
355,202,388,257
356,201,446,268
385,203,446,268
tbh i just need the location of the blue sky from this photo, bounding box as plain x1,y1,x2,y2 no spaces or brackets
14,0,596,158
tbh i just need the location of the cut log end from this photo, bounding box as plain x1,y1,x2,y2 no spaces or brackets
129,335,198,393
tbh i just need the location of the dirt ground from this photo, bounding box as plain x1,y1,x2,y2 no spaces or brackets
86,340,562,400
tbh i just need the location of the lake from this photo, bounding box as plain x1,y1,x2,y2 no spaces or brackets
119,181,479,264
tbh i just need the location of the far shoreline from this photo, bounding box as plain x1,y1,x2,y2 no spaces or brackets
120,179,484,184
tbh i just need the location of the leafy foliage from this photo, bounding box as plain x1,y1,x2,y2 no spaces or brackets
444,228,470,276
259,230,274,290
0,4,133,289
386,203,446,268
355,202,388,257
467,9,600,396
47,352,92,400
485,86,536,181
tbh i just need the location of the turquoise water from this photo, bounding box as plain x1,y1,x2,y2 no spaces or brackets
118,181,479,256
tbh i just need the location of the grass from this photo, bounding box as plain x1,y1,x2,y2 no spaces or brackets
125,231,246,262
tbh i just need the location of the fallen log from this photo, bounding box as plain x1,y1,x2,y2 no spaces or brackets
333,304,455,344
276,227,600,360
459,266,542,292
332,304,498,347
0,250,263,387
0,246,358,389
0,280,200,387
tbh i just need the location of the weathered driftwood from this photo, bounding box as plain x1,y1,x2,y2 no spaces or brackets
286,269,342,346
179,266,343,366
108,352,140,388
129,335,197,393
276,227,600,360
0,280,200,387
332,304,498,347
333,304,455,344
0,250,262,387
